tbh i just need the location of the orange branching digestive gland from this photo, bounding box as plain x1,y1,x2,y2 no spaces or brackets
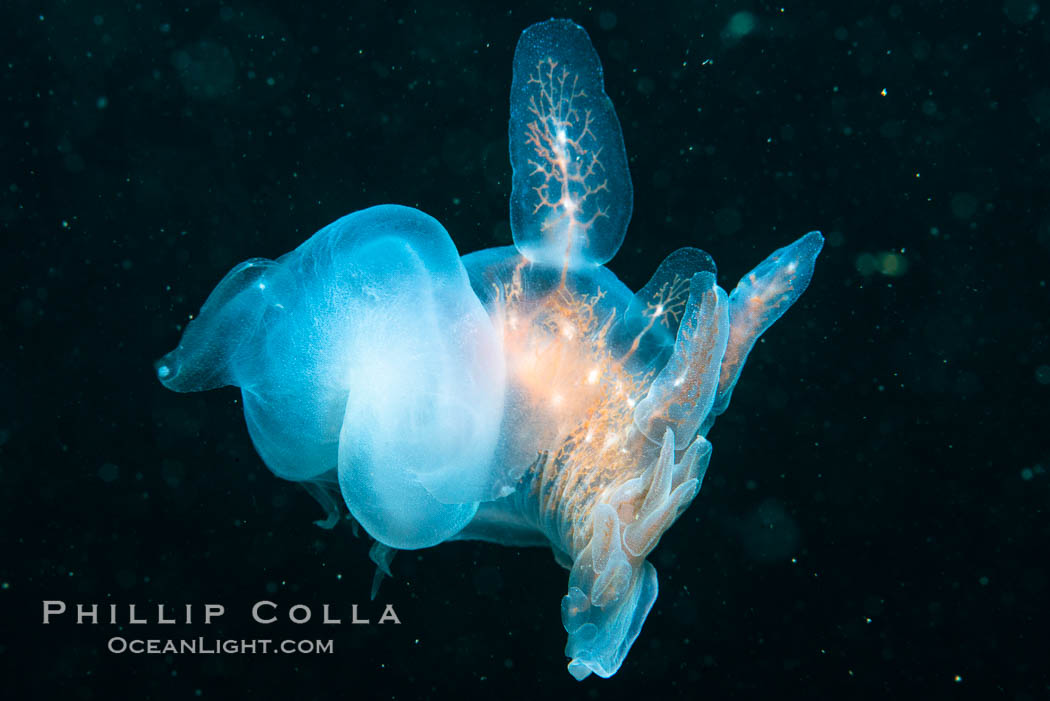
622,273,692,360
508,56,708,565
491,253,713,602
524,57,610,265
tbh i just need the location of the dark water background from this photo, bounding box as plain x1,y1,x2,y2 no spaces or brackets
3,0,1048,698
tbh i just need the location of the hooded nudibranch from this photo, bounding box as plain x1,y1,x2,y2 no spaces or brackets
156,19,823,680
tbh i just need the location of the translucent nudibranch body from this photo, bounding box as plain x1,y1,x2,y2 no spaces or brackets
156,19,823,680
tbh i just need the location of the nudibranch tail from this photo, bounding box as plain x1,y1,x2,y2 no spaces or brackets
559,427,710,680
